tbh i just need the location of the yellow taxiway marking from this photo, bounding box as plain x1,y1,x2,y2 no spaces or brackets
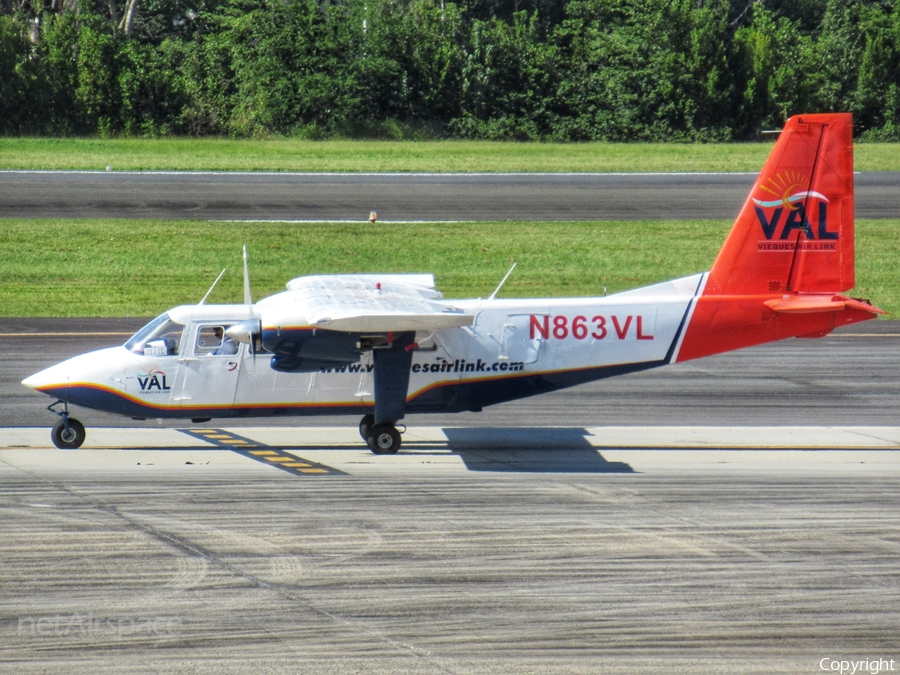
177,429,342,476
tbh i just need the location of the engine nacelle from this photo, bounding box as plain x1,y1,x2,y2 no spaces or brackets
263,328,361,373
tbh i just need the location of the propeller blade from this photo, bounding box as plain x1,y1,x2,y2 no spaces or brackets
242,245,252,307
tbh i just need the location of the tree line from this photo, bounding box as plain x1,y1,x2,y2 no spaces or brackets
1,0,899,140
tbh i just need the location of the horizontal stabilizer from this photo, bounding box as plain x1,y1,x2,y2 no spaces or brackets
764,294,886,315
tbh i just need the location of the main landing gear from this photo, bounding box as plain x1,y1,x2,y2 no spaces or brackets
48,400,86,449
358,414,402,455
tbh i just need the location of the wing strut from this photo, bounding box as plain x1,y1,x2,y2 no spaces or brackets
372,331,416,426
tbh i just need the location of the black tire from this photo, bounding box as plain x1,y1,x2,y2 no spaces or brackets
366,424,401,455
51,418,86,449
358,414,375,441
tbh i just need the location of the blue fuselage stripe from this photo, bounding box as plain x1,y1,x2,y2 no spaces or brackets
39,358,663,420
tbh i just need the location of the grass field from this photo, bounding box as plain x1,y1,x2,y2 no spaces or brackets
2,137,899,172
1,218,895,317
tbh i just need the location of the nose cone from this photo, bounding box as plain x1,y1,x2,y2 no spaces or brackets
22,347,125,400
22,362,71,393
21,372,41,390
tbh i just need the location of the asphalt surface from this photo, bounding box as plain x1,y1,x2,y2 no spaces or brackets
2,170,899,220
2,439,899,674
3,171,899,674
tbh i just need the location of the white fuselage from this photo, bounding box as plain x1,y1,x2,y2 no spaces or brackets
24,274,703,420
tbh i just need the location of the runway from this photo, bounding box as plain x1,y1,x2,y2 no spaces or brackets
2,426,899,674
2,170,899,220
3,167,899,672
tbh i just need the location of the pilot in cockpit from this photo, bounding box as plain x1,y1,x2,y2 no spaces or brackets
196,325,238,356
213,326,238,355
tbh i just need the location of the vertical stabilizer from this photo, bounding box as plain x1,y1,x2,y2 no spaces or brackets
676,113,883,363
707,113,854,296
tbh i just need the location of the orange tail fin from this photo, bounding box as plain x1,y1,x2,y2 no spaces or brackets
709,112,854,295
676,113,884,363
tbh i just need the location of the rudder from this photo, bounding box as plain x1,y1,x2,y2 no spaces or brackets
706,112,854,296
675,113,883,363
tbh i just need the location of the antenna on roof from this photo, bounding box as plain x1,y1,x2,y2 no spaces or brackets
488,263,517,301
199,268,227,305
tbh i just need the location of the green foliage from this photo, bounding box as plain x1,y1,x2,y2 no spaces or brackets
0,15,29,133
551,0,739,141
388,0,467,125
2,0,900,139
28,12,82,134
733,6,815,131
73,14,119,134
853,3,900,137
453,11,556,139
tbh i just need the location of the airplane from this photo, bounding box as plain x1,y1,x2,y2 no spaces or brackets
22,112,884,453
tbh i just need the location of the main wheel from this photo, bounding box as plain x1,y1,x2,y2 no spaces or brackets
366,424,401,455
51,418,86,449
358,414,375,441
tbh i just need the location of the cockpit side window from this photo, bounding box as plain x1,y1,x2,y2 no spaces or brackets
194,324,239,356
125,314,185,356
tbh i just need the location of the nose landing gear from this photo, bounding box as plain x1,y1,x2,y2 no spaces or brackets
48,400,86,449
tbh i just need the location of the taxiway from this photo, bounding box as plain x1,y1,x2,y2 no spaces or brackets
2,170,899,220
2,426,899,674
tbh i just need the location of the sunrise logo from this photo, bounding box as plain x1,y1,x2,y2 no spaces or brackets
752,171,830,210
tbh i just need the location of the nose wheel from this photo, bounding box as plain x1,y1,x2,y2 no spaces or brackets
51,417,86,449
47,400,86,449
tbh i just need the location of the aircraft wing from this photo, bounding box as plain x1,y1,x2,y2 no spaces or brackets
260,274,474,332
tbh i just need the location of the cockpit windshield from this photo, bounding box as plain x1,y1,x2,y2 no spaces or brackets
125,313,185,356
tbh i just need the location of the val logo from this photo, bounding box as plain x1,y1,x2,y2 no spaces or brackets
137,367,171,392
752,172,838,241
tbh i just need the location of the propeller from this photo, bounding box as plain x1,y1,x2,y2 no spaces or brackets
242,244,252,307
225,319,261,346
226,245,261,357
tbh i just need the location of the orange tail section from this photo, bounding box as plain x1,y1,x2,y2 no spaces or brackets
676,113,884,363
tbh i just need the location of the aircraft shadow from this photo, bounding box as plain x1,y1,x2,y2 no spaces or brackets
436,427,634,474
